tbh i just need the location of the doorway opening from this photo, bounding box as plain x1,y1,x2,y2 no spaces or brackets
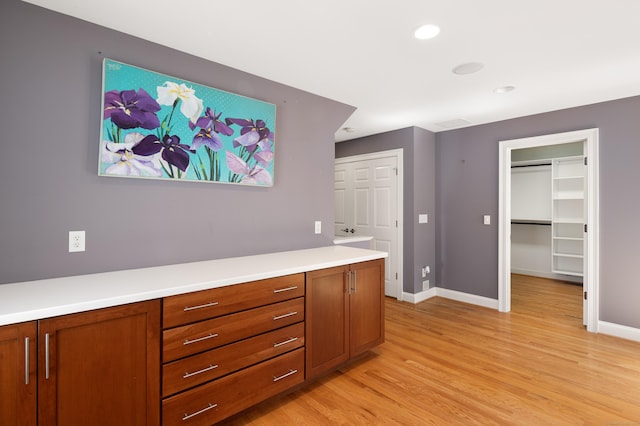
498,129,599,332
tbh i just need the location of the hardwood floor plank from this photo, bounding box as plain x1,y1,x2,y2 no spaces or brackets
220,275,640,424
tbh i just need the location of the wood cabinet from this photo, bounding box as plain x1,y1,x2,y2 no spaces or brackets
0,321,37,426
305,259,384,380
161,274,305,425
0,249,386,425
38,300,161,425
0,301,160,426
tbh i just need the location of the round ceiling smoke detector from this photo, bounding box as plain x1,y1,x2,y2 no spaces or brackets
414,24,440,40
452,62,484,75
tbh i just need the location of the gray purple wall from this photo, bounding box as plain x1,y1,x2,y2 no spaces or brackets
338,97,640,330
0,0,354,284
437,96,640,329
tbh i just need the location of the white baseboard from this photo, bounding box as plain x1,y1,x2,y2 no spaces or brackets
510,268,582,283
598,321,640,343
402,287,498,310
435,288,499,310
401,288,640,343
402,287,436,304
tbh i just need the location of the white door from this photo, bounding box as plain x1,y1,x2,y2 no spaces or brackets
335,155,400,298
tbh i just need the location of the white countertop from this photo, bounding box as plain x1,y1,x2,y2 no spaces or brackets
333,235,374,244
0,245,387,326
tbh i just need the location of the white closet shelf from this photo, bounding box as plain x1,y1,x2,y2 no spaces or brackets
553,236,583,241
552,252,584,259
552,193,584,200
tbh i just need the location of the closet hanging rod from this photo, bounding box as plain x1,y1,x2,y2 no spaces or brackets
511,220,551,226
511,162,552,168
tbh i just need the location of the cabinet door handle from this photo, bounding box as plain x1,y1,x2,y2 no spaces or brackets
273,337,298,348
273,286,298,293
183,333,219,346
183,301,219,312
182,403,218,421
24,337,30,385
44,333,50,380
183,364,219,379
347,271,351,295
353,270,357,293
273,369,298,382
273,311,297,321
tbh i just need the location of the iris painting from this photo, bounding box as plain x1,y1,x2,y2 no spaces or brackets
99,59,276,186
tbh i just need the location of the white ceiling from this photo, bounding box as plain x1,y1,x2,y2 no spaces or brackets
23,0,640,142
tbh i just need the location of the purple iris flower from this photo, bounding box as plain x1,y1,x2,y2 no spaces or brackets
190,108,233,152
189,107,233,135
192,128,224,152
133,134,191,172
225,118,270,149
104,89,161,130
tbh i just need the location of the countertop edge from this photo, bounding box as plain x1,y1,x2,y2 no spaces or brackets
0,246,387,326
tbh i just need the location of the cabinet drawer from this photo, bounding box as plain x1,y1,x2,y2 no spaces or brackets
162,322,304,397
163,274,304,329
163,298,304,362
162,348,304,426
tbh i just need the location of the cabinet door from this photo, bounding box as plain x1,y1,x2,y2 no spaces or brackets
38,300,161,426
305,265,349,380
0,321,37,426
349,259,385,358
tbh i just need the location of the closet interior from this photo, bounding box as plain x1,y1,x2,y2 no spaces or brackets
510,142,585,283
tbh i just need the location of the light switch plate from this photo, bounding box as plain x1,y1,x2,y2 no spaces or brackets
483,215,491,225
418,214,428,224
314,221,321,234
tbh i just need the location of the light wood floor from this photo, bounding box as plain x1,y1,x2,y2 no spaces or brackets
222,275,640,425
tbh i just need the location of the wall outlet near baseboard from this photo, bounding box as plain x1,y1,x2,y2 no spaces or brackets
421,265,430,278
422,280,429,291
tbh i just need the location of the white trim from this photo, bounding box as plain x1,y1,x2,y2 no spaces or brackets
435,288,499,310
336,149,404,301
598,321,640,343
510,268,582,283
403,288,436,304
401,287,498,310
498,128,599,332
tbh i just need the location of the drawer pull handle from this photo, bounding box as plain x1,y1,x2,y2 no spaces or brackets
183,333,219,346
24,337,30,385
183,364,219,379
273,337,298,348
273,311,298,321
182,403,218,421
44,333,50,380
273,369,298,382
273,286,298,293
183,301,219,312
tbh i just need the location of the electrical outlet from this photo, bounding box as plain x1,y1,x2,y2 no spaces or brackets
314,221,322,234
69,231,85,252
422,280,429,291
421,265,430,278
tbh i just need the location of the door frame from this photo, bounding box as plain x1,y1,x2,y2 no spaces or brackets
335,148,404,301
498,128,599,332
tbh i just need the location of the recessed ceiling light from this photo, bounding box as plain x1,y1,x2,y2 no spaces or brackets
452,62,484,75
414,24,440,40
494,85,516,94
342,127,356,133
